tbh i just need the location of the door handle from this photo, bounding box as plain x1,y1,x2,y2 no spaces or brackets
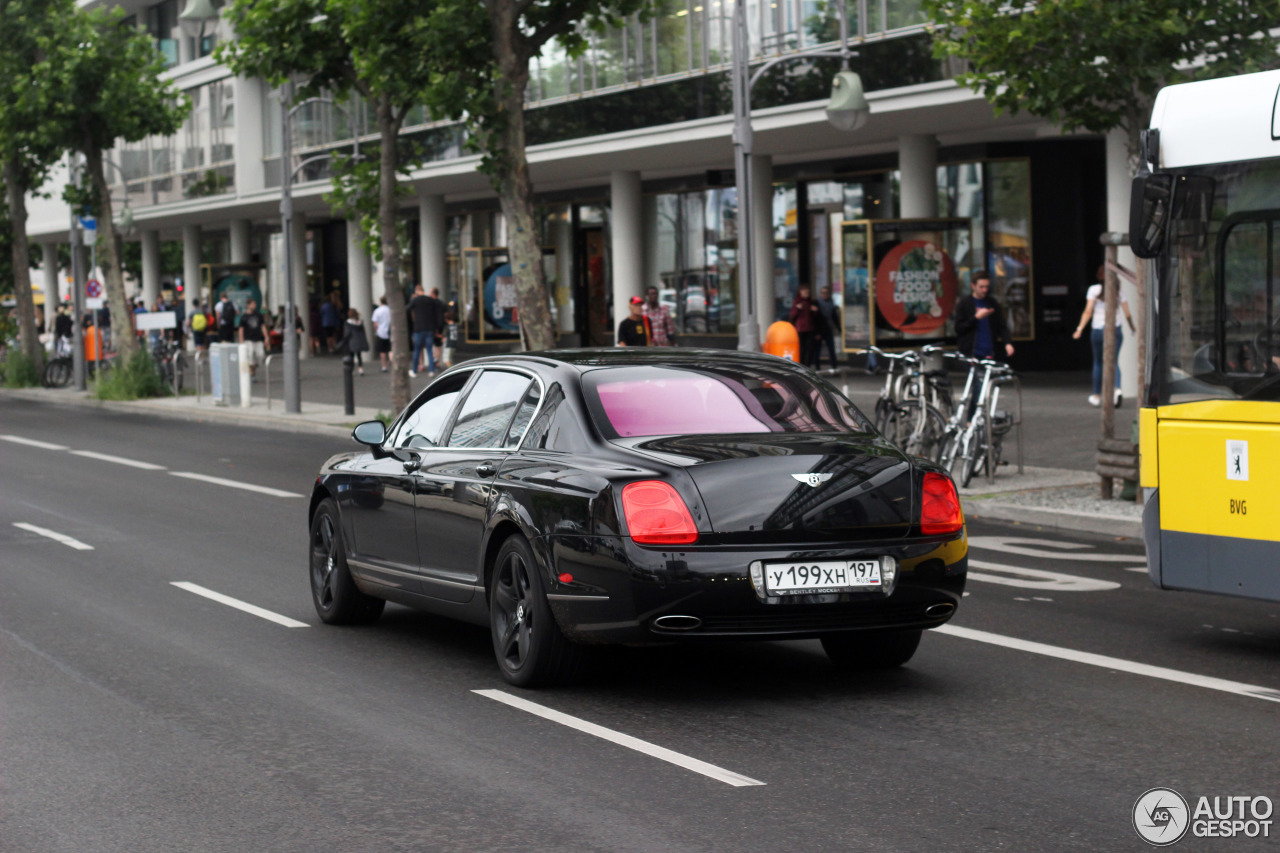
403,455,422,473
476,462,497,478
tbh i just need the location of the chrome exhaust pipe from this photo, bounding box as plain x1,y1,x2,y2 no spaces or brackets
653,614,702,631
925,603,955,618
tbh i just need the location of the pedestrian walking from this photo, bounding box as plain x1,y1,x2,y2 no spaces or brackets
188,298,210,353
319,291,342,354
371,295,392,373
215,292,237,343
1072,264,1136,408
788,284,819,367
815,285,841,370
337,308,370,375
407,283,443,376
616,296,650,346
954,270,1014,360
441,309,459,369
237,299,267,380
53,304,73,356
642,286,676,346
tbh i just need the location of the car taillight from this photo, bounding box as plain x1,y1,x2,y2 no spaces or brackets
920,472,963,535
621,481,698,545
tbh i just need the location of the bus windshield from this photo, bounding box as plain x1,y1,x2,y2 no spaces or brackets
1155,159,1280,404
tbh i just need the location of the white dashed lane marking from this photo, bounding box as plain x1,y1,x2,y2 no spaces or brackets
170,582,309,628
1,435,70,451
12,522,94,551
169,472,303,498
474,689,766,787
937,625,1280,704
69,450,167,470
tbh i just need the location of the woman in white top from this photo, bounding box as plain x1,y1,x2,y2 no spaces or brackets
1072,264,1136,407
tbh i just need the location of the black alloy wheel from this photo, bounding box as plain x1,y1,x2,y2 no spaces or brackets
821,629,923,670
309,498,384,625
489,535,589,687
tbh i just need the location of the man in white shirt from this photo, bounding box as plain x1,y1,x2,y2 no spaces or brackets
371,295,392,373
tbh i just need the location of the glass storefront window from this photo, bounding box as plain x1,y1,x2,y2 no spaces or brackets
985,159,1033,339
654,187,739,335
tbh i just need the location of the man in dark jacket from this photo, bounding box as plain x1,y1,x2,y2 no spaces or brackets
954,271,1014,360
407,283,443,377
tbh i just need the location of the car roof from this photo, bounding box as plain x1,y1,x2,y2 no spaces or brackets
461,348,810,374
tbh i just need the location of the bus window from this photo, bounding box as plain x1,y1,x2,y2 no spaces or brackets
1220,220,1271,376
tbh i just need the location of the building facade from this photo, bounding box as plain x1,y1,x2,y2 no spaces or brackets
27,0,1141,387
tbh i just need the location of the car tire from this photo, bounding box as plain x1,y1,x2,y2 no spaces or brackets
490,534,589,687
820,629,922,670
309,498,385,625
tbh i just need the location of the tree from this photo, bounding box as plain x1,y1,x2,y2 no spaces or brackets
56,7,189,358
449,0,653,351
0,0,78,365
923,0,1280,169
220,0,486,413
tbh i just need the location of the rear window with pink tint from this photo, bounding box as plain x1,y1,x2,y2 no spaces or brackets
582,365,869,438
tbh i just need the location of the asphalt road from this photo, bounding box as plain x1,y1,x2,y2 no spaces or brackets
3,399,1277,852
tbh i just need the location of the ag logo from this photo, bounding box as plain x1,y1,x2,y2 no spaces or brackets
791,473,833,488
1133,787,1190,846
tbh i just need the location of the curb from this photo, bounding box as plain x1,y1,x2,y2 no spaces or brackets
1,388,372,439
963,498,1143,540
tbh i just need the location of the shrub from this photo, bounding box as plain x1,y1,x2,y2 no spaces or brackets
93,348,169,400
1,350,43,388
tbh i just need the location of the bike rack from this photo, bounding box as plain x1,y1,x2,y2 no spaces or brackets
985,375,1024,483
193,350,208,402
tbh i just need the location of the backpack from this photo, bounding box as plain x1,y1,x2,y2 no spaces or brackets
191,313,207,332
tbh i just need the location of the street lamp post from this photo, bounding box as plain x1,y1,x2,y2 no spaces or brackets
732,0,869,351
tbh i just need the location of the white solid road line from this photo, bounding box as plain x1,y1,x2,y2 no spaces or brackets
474,689,766,787
937,624,1280,705
1,435,70,451
170,582,309,628
13,522,94,551
967,536,1142,563
70,449,167,470
169,472,303,498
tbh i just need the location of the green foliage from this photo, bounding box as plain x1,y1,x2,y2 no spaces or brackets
1,349,42,388
375,410,394,427
185,169,231,199
92,347,168,400
923,0,1280,161
119,239,184,284
325,150,410,260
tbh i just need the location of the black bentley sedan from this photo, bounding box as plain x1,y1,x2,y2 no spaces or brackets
308,349,966,686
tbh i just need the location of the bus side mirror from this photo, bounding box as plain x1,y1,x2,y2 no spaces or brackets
1130,173,1174,259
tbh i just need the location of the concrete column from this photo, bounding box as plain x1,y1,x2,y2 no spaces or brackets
42,243,59,331
1106,127,1138,398
898,134,938,219
233,76,266,195
610,170,643,339
751,155,775,339
140,230,162,308
229,219,252,264
182,225,201,314
346,219,373,337
291,215,310,359
554,209,575,335
641,194,658,300
417,191,446,298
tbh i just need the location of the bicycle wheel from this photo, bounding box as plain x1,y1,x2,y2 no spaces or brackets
950,428,975,485
895,400,948,459
961,427,987,489
873,397,895,433
42,357,72,388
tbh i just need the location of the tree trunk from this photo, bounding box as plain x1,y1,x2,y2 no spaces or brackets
4,154,42,366
489,10,556,352
85,144,135,358
376,96,411,413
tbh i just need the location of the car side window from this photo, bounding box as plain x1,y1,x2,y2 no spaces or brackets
502,384,542,448
446,370,532,449
394,373,471,450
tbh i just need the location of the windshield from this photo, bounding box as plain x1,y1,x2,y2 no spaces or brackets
1155,159,1280,404
581,364,871,439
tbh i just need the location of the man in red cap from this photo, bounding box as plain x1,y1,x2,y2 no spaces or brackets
616,295,651,346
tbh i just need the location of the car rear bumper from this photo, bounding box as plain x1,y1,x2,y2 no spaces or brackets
541,533,966,644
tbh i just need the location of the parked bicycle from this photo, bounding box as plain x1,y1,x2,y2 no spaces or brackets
943,357,1019,488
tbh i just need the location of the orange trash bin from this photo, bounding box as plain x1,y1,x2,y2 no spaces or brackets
763,321,800,361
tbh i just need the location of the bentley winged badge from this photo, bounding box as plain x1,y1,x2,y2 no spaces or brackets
791,473,834,488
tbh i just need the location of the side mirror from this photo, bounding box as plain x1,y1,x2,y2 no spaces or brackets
352,420,387,447
1130,173,1174,259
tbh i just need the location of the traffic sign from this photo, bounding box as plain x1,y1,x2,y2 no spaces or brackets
79,216,96,232
85,279,102,298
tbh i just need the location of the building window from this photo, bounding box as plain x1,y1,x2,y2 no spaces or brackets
654,187,740,335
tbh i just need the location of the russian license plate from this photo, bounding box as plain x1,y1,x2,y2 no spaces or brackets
763,559,881,595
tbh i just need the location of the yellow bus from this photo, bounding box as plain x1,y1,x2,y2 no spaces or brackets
1134,69,1280,602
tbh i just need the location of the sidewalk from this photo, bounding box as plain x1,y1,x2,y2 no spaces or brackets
1,357,1145,540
